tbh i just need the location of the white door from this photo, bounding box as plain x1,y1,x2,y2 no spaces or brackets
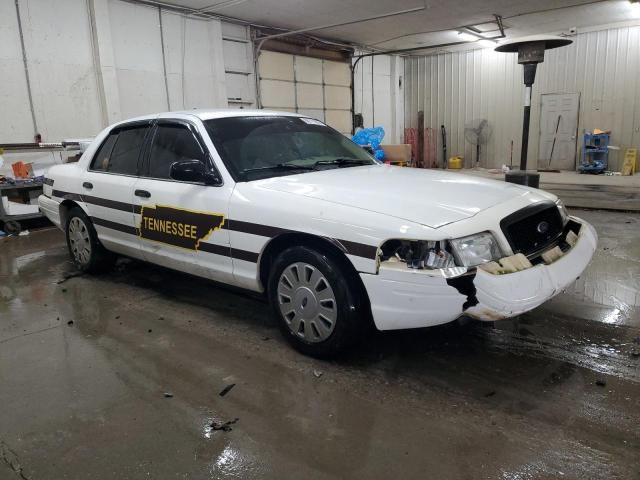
132,119,234,284
538,93,580,170
81,122,151,258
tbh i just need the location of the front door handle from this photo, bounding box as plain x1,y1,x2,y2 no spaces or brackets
82,182,93,190
135,189,151,198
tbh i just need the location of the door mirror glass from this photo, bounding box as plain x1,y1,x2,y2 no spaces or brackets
170,159,205,182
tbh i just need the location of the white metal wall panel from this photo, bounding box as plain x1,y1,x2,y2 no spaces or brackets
353,54,398,141
223,38,251,73
0,0,34,142
404,24,640,171
222,22,255,108
0,0,233,142
160,11,227,111
108,0,168,119
18,0,103,141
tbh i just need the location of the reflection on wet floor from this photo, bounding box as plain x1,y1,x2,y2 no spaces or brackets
1,209,639,479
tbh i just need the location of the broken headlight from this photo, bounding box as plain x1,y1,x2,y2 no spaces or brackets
556,199,569,225
449,232,502,267
380,240,456,269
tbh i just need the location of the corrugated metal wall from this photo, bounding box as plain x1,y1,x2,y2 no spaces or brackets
404,24,640,171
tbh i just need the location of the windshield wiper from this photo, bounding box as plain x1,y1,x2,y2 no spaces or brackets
241,163,316,178
313,158,372,167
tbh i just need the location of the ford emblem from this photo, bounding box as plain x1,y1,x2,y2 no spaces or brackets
536,221,550,234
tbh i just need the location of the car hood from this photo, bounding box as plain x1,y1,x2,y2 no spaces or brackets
253,165,549,228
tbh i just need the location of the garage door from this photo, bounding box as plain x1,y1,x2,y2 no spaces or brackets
258,51,351,135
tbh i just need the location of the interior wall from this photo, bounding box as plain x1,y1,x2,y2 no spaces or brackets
404,23,640,171
0,0,231,143
353,54,404,144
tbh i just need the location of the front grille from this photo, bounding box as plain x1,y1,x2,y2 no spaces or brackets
500,202,564,256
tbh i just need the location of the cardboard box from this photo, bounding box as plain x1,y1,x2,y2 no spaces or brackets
11,161,34,178
381,144,412,165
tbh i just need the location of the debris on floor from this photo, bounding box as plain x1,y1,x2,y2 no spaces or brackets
209,418,239,432
313,370,324,378
219,384,236,397
66,320,74,326
595,379,607,387
163,392,174,398
57,272,85,284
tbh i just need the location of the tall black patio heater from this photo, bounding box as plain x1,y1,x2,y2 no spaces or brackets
495,35,572,188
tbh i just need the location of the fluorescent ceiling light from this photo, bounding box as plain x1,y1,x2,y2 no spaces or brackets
479,39,497,47
457,31,479,42
630,1,640,18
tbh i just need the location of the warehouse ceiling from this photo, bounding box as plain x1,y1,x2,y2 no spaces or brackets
158,0,639,50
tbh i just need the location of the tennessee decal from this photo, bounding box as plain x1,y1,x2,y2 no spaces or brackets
138,205,225,251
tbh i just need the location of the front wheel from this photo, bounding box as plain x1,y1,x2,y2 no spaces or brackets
268,246,364,357
65,207,113,273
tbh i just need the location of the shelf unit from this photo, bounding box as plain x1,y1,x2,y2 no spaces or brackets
579,133,609,173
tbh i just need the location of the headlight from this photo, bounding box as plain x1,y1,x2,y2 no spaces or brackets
449,232,502,267
556,199,569,224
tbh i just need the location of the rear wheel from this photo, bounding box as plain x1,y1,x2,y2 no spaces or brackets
65,207,113,272
268,246,363,357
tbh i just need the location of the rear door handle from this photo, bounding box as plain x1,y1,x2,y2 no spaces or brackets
82,182,93,190
135,189,151,198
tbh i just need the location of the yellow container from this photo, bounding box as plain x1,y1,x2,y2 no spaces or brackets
448,156,463,169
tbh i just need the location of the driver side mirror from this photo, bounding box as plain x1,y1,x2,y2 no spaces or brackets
170,159,221,185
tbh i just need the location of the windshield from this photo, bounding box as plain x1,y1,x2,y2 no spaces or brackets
204,116,377,181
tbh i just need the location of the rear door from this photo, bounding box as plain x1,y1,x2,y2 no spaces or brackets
81,121,151,257
133,118,234,283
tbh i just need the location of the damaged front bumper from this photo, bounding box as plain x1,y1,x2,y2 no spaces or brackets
360,217,598,330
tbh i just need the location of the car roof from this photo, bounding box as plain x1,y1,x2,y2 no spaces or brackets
113,109,306,126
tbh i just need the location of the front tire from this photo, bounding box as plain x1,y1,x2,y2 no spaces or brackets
268,246,363,357
65,207,112,273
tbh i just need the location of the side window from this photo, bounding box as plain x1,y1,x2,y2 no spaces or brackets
108,126,148,175
147,124,206,180
90,133,118,171
90,125,148,175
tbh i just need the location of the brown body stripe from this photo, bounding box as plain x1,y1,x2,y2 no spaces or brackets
50,190,378,261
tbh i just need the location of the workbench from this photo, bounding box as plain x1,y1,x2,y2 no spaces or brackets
0,181,44,234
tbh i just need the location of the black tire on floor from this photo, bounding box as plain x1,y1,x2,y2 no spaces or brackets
267,245,363,358
65,207,113,273
3,220,22,235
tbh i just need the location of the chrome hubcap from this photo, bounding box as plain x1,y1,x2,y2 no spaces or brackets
277,262,337,343
68,217,92,265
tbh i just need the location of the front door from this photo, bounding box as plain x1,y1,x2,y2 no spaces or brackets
538,93,580,170
132,118,234,284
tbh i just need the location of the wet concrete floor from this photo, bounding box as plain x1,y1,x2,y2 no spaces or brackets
1,209,639,479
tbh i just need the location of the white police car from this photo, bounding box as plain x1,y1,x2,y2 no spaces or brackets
39,110,597,356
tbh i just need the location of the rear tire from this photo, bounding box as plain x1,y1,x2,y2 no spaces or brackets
268,246,363,357
65,207,113,273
